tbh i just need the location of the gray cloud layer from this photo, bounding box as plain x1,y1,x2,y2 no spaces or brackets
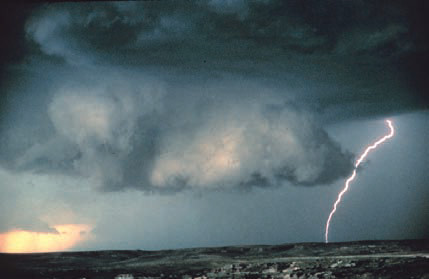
25,1,414,65
22,1,426,117
1,68,353,192
1,0,426,193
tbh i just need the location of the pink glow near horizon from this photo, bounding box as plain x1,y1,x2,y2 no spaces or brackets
325,120,395,243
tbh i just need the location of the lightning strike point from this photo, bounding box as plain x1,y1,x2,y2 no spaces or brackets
324,119,395,243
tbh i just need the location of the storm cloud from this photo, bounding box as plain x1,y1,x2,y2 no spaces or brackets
25,1,415,64
1,68,353,192
1,1,427,193
21,1,427,117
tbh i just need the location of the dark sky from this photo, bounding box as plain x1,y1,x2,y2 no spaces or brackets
0,1,428,252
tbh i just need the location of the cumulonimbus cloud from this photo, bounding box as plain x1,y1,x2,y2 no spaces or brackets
3,1,391,193
2,69,353,193
44,81,353,191
151,102,353,190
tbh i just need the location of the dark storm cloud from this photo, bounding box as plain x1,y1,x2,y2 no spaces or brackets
25,1,415,64
24,1,427,116
0,69,354,192
0,1,427,193
29,1,423,62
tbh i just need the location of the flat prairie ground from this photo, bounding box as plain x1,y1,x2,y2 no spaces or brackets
0,239,428,279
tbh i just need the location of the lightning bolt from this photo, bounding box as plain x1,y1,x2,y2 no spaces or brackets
325,119,395,243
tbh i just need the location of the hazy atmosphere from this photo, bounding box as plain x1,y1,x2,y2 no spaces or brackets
0,1,428,253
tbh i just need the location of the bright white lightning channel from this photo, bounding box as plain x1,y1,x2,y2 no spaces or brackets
325,119,395,243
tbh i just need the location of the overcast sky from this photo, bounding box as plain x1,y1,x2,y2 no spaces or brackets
0,1,428,252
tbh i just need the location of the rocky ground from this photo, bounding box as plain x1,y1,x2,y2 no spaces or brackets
0,239,428,279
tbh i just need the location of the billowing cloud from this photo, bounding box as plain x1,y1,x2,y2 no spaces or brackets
152,103,352,189
0,66,353,192
1,1,424,195
9,72,165,190
21,1,425,120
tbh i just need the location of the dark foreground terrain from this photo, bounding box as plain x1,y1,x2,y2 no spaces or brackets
0,239,428,279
